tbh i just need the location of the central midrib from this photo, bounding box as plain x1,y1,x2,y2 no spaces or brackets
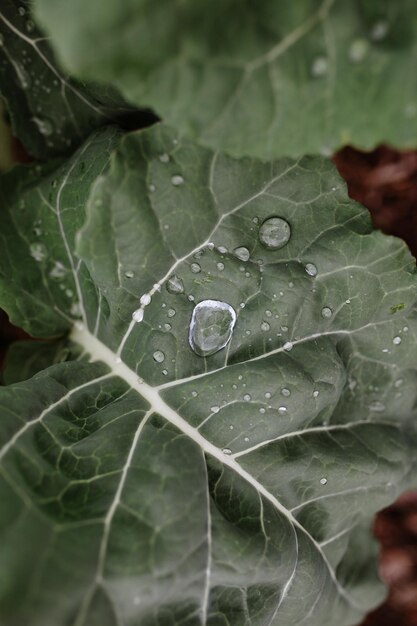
69,322,361,612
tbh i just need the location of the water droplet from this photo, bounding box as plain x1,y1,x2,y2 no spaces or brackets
153,350,165,363
243,394,251,402
171,175,184,186
321,307,333,319
25,19,35,32
234,247,250,262
18,6,26,15
15,63,30,89
394,379,403,388
210,406,220,414
370,20,389,41
349,38,369,62
167,308,176,318
162,369,168,376
125,270,134,278
149,184,156,193
261,321,270,332
132,309,144,323
32,116,53,136
265,310,272,318
164,323,171,331
49,261,67,279
244,437,250,443
140,293,151,306
305,263,317,277
313,390,319,398
222,448,232,455
189,300,236,357
29,242,47,262
393,336,402,345
166,275,184,294
217,262,225,271
217,246,228,254
265,392,272,399
311,56,328,77
259,407,266,414
403,326,409,332
188,295,195,302
259,217,291,250
191,391,198,397
70,302,82,317
281,388,291,397
278,406,287,415
369,401,385,413
283,341,293,352
159,153,169,163
190,263,201,273
320,478,328,485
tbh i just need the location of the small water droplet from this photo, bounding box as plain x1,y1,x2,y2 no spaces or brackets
265,310,272,318
278,406,287,415
32,116,53,136
222,448,232,455
217,246,228,254
189,300,236,357
125,270,134,278
70,302,82,317
320,478,328,485
153,350,165,363
210,406,220,414
281,388,291,397
25,19,35,32
171,175,184,186
349,38,369,62
283,341,293,352
403,326,409,332
164,323,171,331
243,393,251,402
149,184,156,193
369,401,385,413
321,307,333,319
159,153,169,163
15,63,31,89
190,262,201,273
167,308,176,318
259,217,291,250
370,20,389,41
217,262,225,271
166,275,184,294
265,392,272,399
305,263,317,277
261,321,270,332
311,56,328,77
394,379,403,388
234,246,250,262
140,293,151,306
29,242,47,262
162,369,168,376
49,261,67,279
393,336,401,345
132,309,144,323
259,407,266,414
313,390,319,398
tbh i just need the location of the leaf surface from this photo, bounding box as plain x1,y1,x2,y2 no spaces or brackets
33,0,417,158
0,125,416,625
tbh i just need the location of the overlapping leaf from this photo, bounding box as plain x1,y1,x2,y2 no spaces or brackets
0,0,137,160
0,125,416,625
33,0,417,158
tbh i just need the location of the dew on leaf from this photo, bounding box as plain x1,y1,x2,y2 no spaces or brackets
149,184,156,193
171,175,184,186
189,300,236,357
305,263,317,277
132,309,144,323
321,307,333,319
234,247,250,262
166,275,184,294
258,217,291,250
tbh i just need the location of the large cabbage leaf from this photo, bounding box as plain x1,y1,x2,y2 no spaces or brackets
0,125,416,625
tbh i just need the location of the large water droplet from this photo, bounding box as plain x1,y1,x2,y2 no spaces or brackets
153,350,165,363
189,300,236,357
258,217,291,250
321,306,333,319
393,336,402,345
166,275,184,294
234,247,250,262
140,293,151,306
283,341,293,352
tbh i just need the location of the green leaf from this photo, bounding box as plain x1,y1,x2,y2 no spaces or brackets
0,124,416,625
0,0,137,160
33,0,417,158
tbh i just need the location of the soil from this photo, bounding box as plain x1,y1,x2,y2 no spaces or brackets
0,132,416,623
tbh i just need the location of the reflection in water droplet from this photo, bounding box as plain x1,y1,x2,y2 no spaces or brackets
261,321,270,332
153,350,165,363
166,275,184,294
320,478,328,485
190,263,201,273
171,175,184,186
222,448,232,455
189,300,236,357
305,263,317,277
321,307,333,319
132,309,144,323
259,217,291,250
29,242,47,262
393,336,402,345
234,247,250,262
